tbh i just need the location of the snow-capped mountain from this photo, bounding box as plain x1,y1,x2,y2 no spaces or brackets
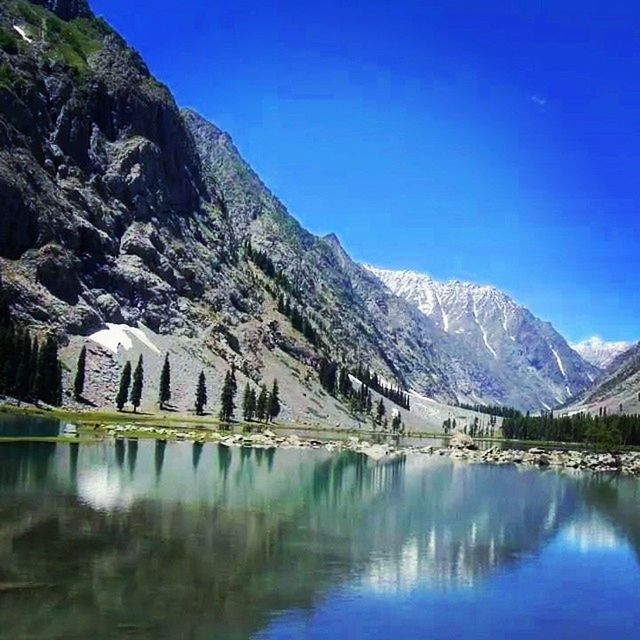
570,337,633,369
365,267,600,410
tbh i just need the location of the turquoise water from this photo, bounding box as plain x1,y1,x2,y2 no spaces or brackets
0,423,639,638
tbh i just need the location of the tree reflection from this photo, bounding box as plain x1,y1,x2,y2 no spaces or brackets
0,442,638,639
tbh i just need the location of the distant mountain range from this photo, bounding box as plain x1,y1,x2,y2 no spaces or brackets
365,267,600,410
570,336,633,369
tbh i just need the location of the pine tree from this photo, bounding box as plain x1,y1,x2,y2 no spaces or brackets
130,355,144,413
242,383,255,421
35,335,62,406
268,379,281,422
73,345,87,401
15,330,31,401
219,370,236,422
158,353,171,409
116,361,132,411
376,398,386,424
256,384,268,422
249,388,257,419
29,336,39,398
230,364,237,396
195,370,207,415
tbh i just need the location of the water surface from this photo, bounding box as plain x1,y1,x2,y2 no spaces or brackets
0,430,639,639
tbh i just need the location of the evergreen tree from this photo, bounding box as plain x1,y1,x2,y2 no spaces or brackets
116,361,132,411
391,412,402,432
268,379,281,422
219,370,236,422
29,336,39,397
73,345,87,401
256,384,268,422
15,330,31,401
249,388,257,419
35,335,62,406
158,353,171,409
376,398,386,424
230,364,238,396
195,370,207,415
242,383,255,421
130,355,144,413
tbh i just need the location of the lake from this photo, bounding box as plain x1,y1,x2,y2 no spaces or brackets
0,418,639,639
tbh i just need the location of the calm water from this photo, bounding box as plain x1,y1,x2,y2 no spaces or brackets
0,420,639,638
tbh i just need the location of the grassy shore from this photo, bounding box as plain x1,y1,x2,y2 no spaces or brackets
1,402,638,451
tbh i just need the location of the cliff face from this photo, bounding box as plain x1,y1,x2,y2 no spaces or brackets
0,0,454,407
0,0,228,335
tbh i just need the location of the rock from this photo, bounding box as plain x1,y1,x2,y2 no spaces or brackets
361,444,388,461
536,454,550,467
449,432,478,450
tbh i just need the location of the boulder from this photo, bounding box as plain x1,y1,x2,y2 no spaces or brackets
449,432,478,450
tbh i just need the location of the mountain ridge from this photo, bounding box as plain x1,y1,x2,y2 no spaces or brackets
365,265,599,410
570,336,633,369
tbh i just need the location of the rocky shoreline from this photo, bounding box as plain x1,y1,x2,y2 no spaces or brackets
90,424,640,477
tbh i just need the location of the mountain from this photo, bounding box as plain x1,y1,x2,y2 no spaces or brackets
563,342,640,415
365,267,600,410
570,336,633,369
0,0,459,428
0,0,597,418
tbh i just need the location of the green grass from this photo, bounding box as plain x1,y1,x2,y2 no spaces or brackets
0,62,24,93
11,1,111,79
0,26,20,55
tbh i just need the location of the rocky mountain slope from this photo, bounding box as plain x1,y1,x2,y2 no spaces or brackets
0,0,455,425
570,336,632,369
366,267,600,410
0,0,599,418
563,342,640,416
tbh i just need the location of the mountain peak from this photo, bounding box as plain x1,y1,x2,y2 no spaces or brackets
570,336,633,369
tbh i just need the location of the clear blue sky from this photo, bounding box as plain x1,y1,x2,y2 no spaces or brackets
91,0,640,343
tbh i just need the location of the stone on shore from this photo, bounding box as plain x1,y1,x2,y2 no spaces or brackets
449,432,478,450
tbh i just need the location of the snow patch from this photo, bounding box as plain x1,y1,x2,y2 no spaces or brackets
551,346,566,378
13,25,32,43
89,323,160,355
473,299,497,359
433,287,449,332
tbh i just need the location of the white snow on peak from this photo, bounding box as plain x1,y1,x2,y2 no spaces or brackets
89,323,160,355
364,263,597,409
570,336,633,369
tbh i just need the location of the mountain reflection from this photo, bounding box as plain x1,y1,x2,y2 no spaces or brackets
0,441,638,639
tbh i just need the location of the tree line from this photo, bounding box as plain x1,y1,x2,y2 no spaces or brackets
456,402,522,418
502,412,640,448
0,324,62,406
245,240,292,293
352,364,410,410
318,357,404,431
442,416,497,439
110,353,281,423
277,294,323,349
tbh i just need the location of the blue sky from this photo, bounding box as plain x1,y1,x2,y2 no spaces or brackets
91,0,640,343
